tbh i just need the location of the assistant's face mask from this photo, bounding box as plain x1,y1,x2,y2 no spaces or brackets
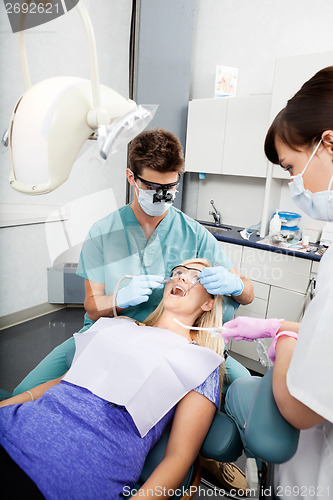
134,182,176,216
288,140,333,221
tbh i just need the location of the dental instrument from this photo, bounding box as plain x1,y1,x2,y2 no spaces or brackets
185,279,200,294
185,261,221,295
175,319,272,365
173,318,227,341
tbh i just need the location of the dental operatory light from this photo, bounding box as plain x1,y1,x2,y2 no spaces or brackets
6,2,155,195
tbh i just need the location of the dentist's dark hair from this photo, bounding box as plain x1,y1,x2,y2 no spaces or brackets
265,66,333,165
128,129,184,176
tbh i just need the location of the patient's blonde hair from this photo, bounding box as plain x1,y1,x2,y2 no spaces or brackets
144,258,225,401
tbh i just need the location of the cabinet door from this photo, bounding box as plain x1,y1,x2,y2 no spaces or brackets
222,95,271,178
271,52,333,179
230,309,262,361
267,286,306,322
185,98,227,174
241,246,312,293
231,280,269,361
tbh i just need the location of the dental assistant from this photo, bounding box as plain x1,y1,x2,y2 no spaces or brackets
225,66,333,499
13,129,254,396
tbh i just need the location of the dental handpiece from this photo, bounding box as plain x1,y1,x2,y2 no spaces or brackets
161,277,174,284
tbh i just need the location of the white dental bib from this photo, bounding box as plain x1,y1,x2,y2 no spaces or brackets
63,317,223,437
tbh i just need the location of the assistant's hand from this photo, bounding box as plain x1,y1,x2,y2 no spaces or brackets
199,266,244,296
222,316,284,342
116,275,164,309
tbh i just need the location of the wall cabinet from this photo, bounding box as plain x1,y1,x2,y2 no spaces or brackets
185,98,228,175
269,52,333,180
185,95,271,177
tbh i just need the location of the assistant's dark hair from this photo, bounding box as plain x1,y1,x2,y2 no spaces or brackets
128,129,184,176
265,66,333,164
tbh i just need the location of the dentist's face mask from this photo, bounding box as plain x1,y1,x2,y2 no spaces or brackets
134,173,180,217
288,140,333,221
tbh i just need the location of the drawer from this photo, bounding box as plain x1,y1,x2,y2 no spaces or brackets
266,286,306,322
240,247,312,293
237,296,267,317
252,280,270,300
229,338,259,361
311,261,320,275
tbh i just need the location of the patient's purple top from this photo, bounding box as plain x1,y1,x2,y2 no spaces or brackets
0,368,220,499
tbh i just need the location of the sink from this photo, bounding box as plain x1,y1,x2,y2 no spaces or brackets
202,224,231,234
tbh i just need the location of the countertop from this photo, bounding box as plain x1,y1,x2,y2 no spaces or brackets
198,220,322,262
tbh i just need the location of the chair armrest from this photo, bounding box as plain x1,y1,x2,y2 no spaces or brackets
244,369,300,464
200,411,243,463
65,345,76,368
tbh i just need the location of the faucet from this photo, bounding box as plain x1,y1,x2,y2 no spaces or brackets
209,200,221,225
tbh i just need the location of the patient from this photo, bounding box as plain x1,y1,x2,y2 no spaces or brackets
0,259,225,499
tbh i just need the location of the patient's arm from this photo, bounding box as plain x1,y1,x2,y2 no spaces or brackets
0,375,66,408
133,390,216,499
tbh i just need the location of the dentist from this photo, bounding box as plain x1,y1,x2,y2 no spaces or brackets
224,66,333,499
10,128,254,494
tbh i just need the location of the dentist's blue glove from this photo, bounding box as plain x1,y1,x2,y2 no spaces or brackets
199,266,244,296
116,274,164,309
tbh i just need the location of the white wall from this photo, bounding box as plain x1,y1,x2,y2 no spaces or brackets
184,0,333,226
0,0,132,318
196,175,265,228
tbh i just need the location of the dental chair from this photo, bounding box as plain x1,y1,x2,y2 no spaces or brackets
0,359,299,499
124,369,300,499
66,348,299,499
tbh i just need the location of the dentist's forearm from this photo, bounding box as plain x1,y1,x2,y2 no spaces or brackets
84,294,123,321
232,275,254,305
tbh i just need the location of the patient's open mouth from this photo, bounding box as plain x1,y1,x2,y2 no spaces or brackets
170,284,187,297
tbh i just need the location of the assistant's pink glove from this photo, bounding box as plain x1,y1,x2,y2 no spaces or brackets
267,331,298,363
222,316,284,343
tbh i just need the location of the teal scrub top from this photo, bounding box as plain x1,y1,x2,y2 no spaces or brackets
77,205,236,329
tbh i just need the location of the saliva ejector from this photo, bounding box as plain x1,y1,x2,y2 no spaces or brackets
173,318,227,340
